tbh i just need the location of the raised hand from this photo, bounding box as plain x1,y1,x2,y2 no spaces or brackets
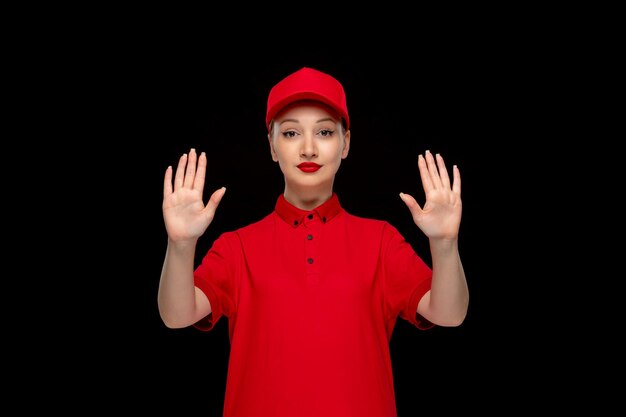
399,150,462,241
162,148,226,242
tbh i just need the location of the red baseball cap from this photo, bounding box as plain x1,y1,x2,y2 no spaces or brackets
266,67,350,130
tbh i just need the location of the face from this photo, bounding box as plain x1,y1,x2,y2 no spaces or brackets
268,100,350,198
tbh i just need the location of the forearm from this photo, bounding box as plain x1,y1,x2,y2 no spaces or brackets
158,239,202,328
428,239,469,326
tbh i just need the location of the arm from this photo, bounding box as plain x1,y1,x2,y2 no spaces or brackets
399,150,469,327
158,148,226,329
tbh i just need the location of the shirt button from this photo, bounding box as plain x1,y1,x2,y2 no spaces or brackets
294,220,298,226
307,234,313,240
307,214,313,220
307,258,314,264
322,216,327,223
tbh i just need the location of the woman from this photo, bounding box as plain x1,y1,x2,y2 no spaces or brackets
158,67,469,417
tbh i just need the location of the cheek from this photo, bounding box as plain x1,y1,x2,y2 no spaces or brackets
272,144,288,160
273,144,296,166
323,142,344,159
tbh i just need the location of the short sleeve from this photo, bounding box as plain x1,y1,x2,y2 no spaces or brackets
381,223,434,330
193,231,240,331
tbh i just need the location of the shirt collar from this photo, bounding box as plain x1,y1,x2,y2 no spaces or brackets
275,193,343,228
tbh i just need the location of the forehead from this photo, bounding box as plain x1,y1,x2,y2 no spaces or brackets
274,100,341,124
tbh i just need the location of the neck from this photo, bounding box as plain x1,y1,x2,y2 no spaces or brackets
283,185,333,211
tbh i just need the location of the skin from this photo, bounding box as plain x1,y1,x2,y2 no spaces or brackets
268,101,350,210
158,101,468,329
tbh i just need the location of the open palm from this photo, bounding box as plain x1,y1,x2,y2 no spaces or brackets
162,149,226,242
400,151,462,241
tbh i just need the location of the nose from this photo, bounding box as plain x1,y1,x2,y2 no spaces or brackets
300,133,318,158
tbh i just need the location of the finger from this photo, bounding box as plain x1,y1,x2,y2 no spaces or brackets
418,154,433,193
183,148,197,188
174,153,188,190
452,165,461,195
163,166,173,198
436,153,451,189
425,150,443,188
193,151,207,192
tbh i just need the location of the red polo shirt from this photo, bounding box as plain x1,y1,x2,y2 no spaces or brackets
194,193,433,417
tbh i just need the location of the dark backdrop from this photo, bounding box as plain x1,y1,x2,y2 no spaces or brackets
76,49,534,415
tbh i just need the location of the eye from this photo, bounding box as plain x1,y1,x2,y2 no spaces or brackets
281,130,297,138
319,129,334,137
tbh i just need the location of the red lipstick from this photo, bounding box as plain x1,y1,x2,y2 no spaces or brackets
297,162,321,173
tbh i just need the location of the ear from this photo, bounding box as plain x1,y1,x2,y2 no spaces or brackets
268,133,279,162
341,130,350,159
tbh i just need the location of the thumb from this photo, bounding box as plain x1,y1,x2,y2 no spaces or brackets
204,187,227,220
399,192,423,217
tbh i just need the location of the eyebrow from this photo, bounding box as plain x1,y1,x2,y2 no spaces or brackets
279,117,338,125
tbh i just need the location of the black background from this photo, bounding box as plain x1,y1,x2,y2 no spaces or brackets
11,4,607,410
58,46,541,414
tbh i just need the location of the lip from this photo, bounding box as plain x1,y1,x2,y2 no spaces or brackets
297,162,321,173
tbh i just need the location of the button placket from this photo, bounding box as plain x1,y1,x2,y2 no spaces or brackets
304,215,319,276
